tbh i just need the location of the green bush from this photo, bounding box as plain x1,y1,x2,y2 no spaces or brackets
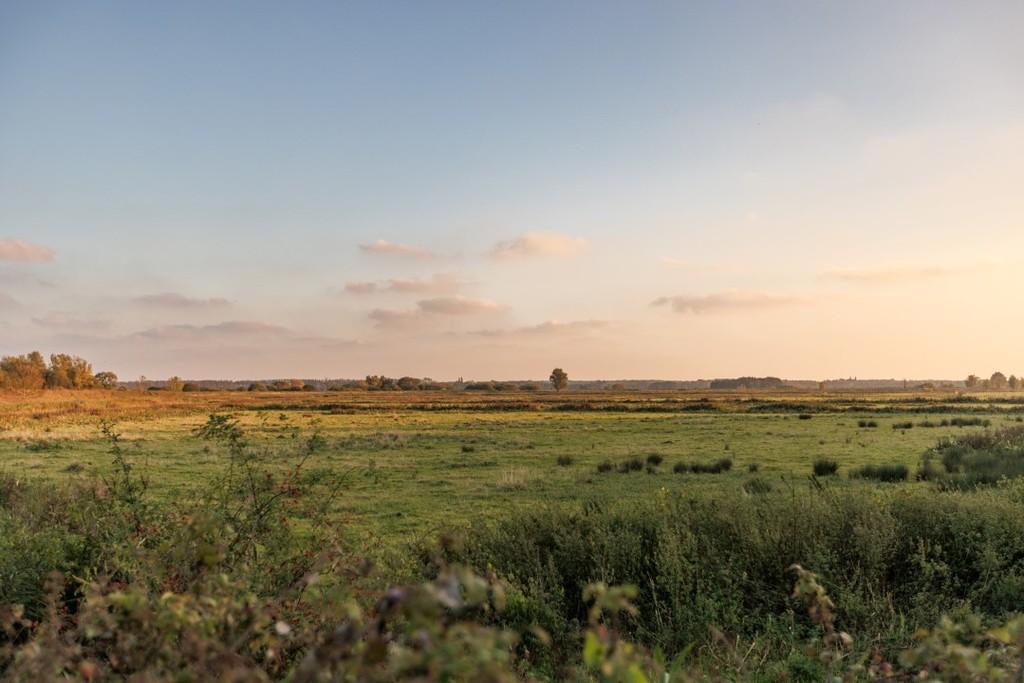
447,483,1024,664
850,463,908,482
919,426,1024,488
812,458,839,476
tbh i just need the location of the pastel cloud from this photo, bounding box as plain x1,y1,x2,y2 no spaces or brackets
652,291,800,314
135,292,232,308
490,232,587,260
370,296,505,328
472,320,609,338
418,295,503,315
358,239,435,259
823,265,959,285
0,239,54,262
133,320,289,342
0,293,19,310
344,273,460,295
32,312,110,331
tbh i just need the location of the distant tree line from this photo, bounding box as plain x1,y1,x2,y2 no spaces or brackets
710,376,787,390
965,372,1021,391
0,352,117,390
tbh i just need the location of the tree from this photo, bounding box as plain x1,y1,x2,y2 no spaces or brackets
990,372,1008,390
46,353,94,389
549,367,569,392
1010,375,1020,391
166,376,185,392
966,374,980,389
0,352,47,390
94,371,119,389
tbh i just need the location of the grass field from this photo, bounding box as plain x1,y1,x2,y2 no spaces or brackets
3,388,1021,545
7,388,1024,679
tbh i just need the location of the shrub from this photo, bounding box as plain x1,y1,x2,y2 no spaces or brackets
892,422,914,430
675,458,733,474
596,461,613,473
556,455,574,467
616,457,644,473
645,453,663,467
448,485,1024,663
858,419,879,428
798,413,813,420
850,463,908,482
919,426,1024,488
812,458,839,476
747,462,760,472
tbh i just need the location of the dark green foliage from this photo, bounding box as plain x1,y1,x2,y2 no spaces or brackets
945,417,992,428
674,458,733,474
556,455,574,467
448,484,1024,664
798,413,813,420
857,420,878,428
617,457,644,473
812,458,839,476
645,453,663,467
892,422,914,430
850,463,908,482
747,462,760,472
919,426,1024,488
596,461,613,473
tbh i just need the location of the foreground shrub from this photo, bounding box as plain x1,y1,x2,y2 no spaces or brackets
448,483,1024,665
645,453,663,467
850,463,908,482
812,458,839,476
857,420,878,428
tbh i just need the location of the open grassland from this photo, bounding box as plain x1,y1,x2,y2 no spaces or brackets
7,389,1024,680
3,389,1022,544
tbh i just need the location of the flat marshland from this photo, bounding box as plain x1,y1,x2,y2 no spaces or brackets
2,388,1017,541
6,387,1024,680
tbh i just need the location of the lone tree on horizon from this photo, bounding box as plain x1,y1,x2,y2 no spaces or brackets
549,367,568,392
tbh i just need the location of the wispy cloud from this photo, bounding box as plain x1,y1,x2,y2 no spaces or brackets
134,292,232,309
344,273,460,296
652,291,800,314
370,296,505,328
471,319,609,338
133,321,288,341
358,239,435,259
32,312,110,331
490,232,587,260
418,296,503,315
823,265,960,285
0,239,54,262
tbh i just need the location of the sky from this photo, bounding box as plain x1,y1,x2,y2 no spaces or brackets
1,1,1022,381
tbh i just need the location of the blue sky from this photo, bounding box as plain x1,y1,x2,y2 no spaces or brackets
1,1,1022,379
